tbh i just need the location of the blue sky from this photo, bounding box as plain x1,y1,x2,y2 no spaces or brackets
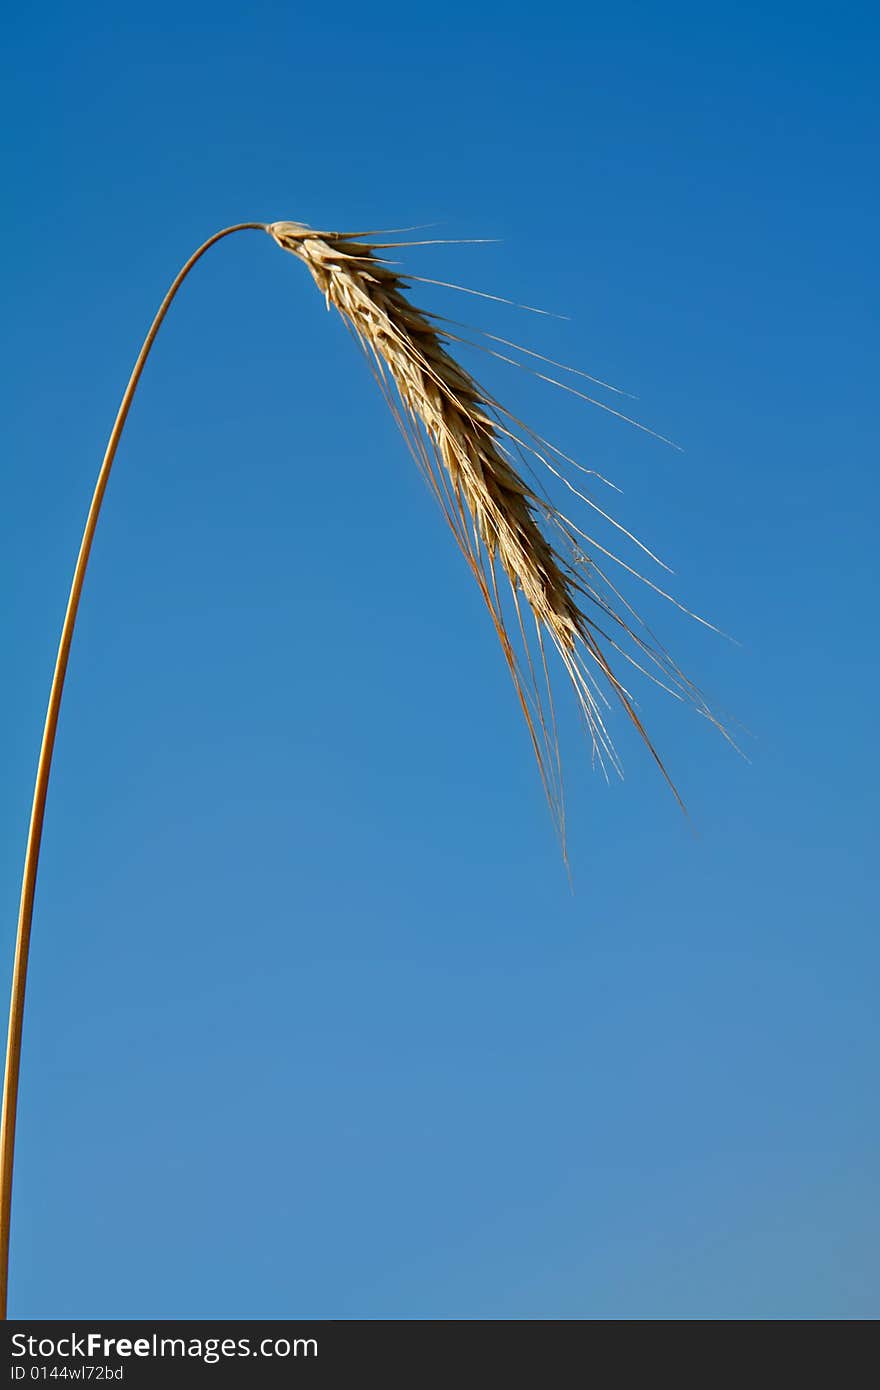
1,1,877,1318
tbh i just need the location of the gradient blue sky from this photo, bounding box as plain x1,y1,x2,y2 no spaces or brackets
2,2,877,1319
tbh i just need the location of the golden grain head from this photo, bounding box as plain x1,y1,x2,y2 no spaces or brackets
267,219,730,838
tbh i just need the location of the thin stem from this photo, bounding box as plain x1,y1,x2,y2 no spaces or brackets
0,221,268,1318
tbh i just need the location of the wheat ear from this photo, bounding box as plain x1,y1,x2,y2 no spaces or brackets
268,221,722,825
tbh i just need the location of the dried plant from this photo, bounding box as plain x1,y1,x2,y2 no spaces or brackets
1,219,729,1316
268,221,727,833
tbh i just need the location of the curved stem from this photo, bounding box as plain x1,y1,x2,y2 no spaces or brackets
0,221,268,1317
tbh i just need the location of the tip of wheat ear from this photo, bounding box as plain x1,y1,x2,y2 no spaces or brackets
265,219,724,835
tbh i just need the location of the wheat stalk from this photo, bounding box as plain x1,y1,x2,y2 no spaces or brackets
0,219,725,1316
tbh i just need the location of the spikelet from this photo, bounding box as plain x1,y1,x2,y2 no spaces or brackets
268,220,725,835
